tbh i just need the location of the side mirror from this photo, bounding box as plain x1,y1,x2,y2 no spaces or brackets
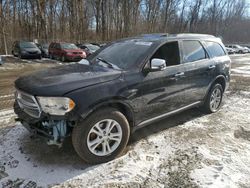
150,58,166,71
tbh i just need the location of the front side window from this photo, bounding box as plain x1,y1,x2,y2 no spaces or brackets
205,41,226,57
182,40,207,63
151,41,180,67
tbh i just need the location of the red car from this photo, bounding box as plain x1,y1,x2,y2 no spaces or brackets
49,42,86,62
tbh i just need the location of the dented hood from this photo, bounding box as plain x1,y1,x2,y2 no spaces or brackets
15,64,121,96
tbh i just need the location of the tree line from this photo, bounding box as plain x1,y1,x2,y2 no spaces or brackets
0,0,249,54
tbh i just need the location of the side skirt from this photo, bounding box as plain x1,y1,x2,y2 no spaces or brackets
132,101,202,132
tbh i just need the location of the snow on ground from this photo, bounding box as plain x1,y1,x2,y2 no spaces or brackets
0,92,250,188
0,109,15,124
231,65,250,75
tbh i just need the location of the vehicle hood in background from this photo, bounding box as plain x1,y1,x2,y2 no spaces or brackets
22,47,40,53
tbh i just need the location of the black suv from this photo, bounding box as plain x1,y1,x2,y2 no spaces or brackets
12,41,42,59
14,34,231,164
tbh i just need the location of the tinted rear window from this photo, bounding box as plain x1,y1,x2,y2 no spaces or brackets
205,41,226,57
182,41,207,62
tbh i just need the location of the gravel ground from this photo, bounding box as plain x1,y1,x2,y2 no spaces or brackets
0,54,250,188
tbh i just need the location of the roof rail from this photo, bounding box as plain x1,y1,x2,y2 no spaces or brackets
140,33,169,38
171,33,216,38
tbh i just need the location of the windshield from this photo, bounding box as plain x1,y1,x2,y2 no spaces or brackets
61,43,78,50
90,40,153,70
20,42,37,48
86,44,100,51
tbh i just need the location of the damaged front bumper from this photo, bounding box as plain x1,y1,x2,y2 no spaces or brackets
14,101,75,146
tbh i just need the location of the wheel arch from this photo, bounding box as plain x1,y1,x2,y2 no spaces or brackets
204,75,226,101
80,98,135,128
213,75,226,92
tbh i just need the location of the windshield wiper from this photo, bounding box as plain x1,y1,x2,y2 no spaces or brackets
97,57,119,70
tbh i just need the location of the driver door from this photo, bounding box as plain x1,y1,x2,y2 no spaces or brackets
128,41,189,124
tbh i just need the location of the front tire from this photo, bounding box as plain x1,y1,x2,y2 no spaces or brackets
49,53,54,59
72,108,130,164
203,83,223,113
18,53,23,59
61,55,66,62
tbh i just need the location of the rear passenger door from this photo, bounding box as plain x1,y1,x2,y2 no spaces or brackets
204,41,230,80
180,40,216,103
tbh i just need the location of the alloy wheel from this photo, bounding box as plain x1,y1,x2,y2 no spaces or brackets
87,119,122,156
210,88,222,111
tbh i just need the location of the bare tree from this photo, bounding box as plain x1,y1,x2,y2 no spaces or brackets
0,0,249,53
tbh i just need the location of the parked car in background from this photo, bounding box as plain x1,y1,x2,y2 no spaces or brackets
243,46,250,53
90,42,101,47
225,44,248,54
14,33,230,164
225,47,236,54
12,41,42,59
49,42,86,62
0,56,3,65
77,43,100,56
100,43,107,47
36,43,49,58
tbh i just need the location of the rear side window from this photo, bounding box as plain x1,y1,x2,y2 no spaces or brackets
205,41,226,57
182,40,207,63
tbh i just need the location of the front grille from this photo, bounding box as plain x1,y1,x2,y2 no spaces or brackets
28,51,38,55
16,90,41,118
73,52,82,54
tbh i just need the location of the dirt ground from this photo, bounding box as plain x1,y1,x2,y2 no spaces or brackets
0,55,250,188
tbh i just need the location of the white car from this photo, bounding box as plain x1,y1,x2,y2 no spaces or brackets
225,47,236,54
226,44,248,54
243,47,250,53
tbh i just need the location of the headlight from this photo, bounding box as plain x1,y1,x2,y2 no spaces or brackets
37,97,75,115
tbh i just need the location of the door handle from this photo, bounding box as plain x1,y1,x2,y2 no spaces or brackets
174,72,185,77
208,65,216,70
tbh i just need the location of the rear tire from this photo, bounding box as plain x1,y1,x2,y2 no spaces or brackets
202,83,223,113
72,108,130,164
